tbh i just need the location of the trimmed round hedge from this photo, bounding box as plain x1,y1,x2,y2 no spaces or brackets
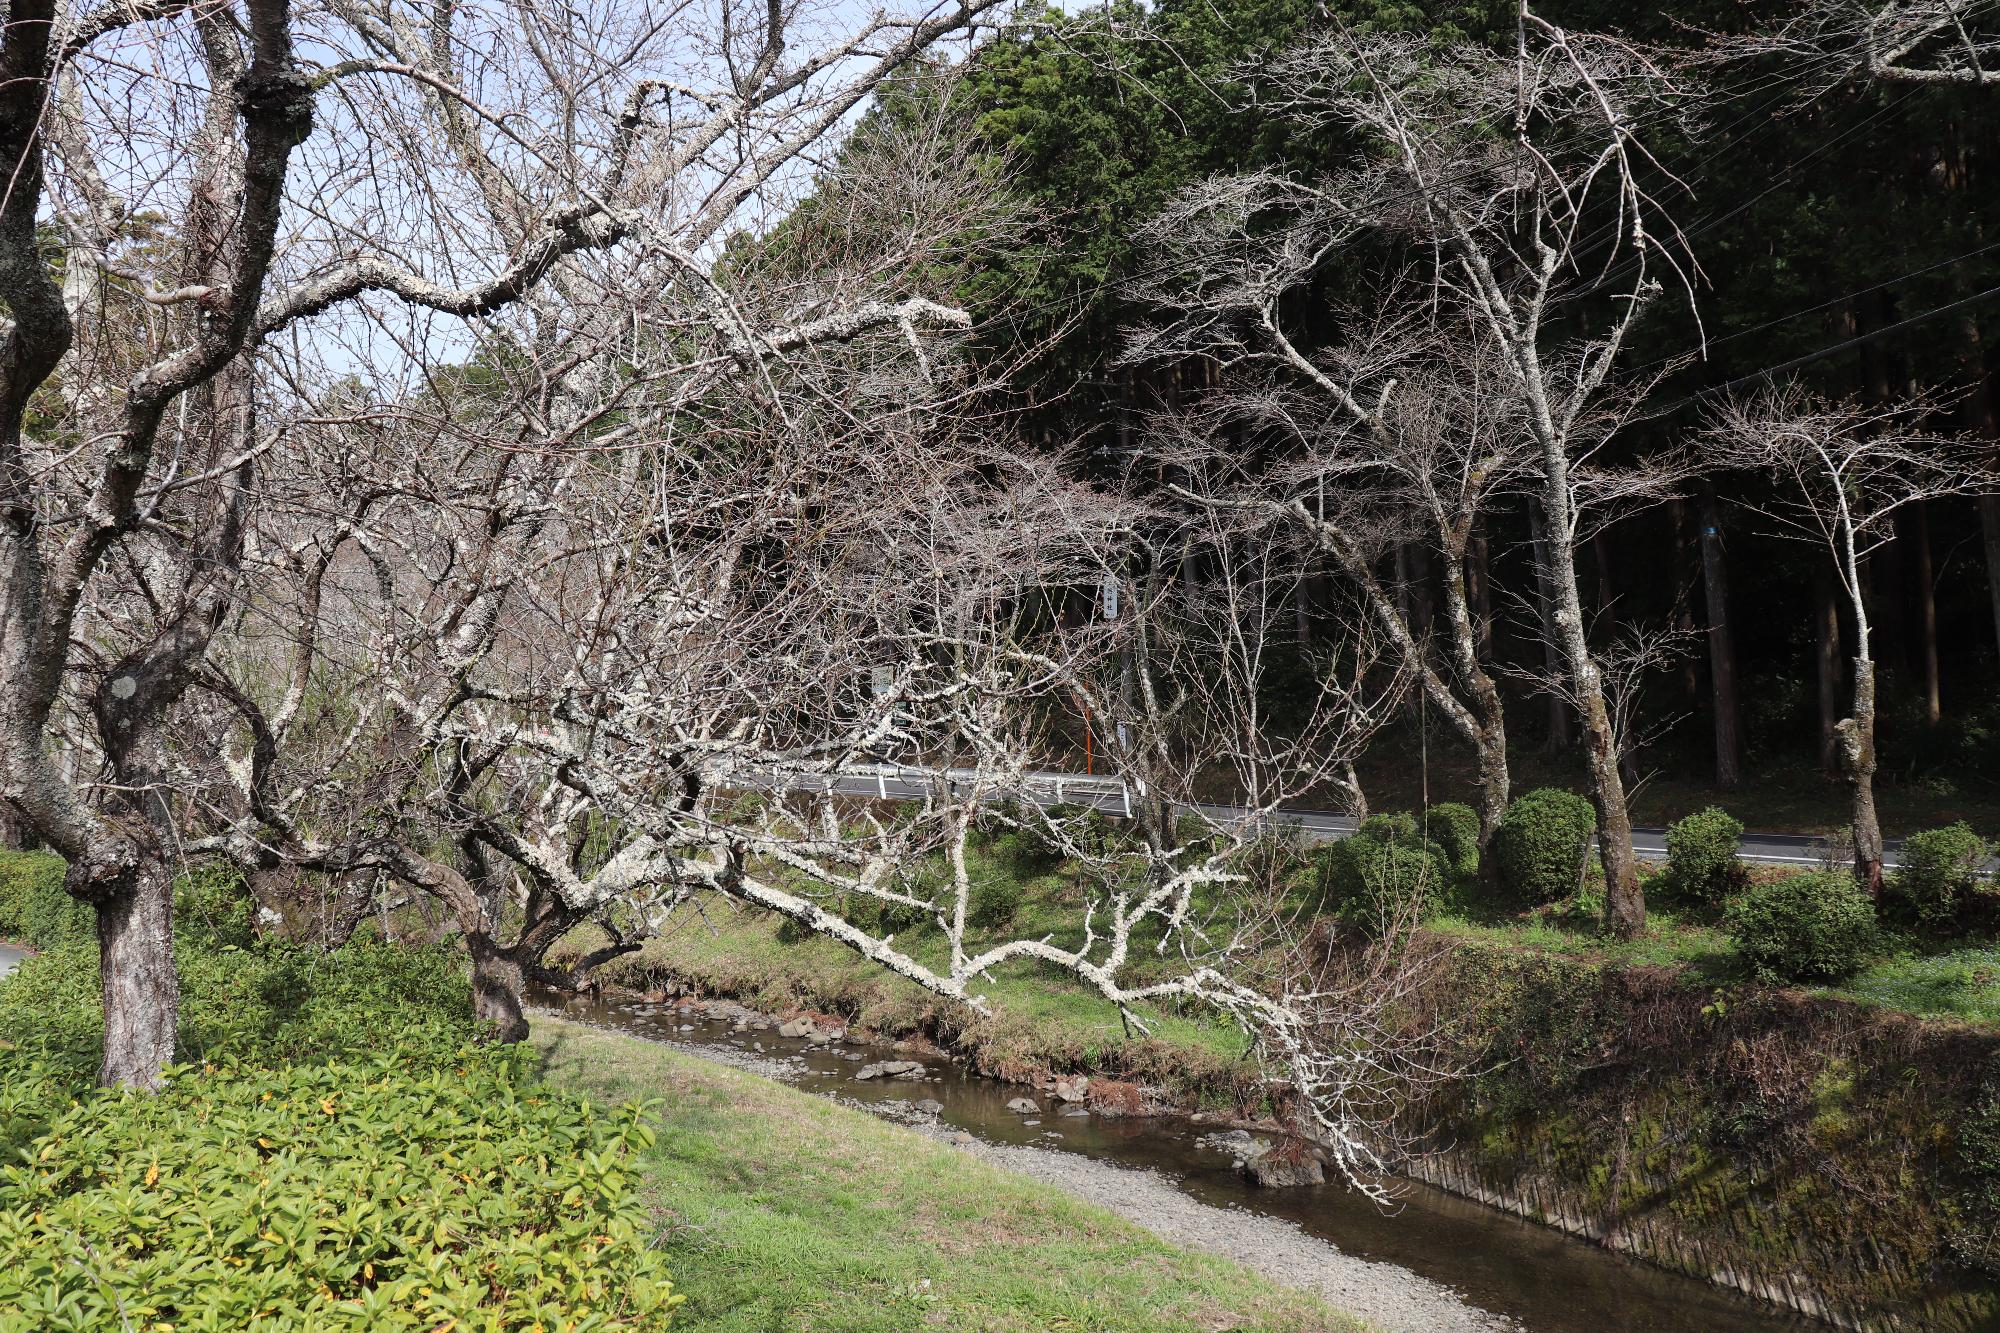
1490,788,1597,904
1726,870,1877,984
1888,822,1991,929
1662,806,1746,906
1421,802,1482,892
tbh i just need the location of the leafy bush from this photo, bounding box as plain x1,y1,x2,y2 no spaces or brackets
0,937,482,1115
1490,789,1597,904
1422,803,1482,892
1661,806,1746,906
0,850,89,950
0,1047,681,1332
968,874,1020,929
1726,871,1878,983
1319,813,1449,931
0,918,680,1331
1889,822,1991,929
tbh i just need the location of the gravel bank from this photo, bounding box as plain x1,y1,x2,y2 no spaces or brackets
935,1131,1515,1333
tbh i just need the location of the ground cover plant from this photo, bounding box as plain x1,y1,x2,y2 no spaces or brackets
0,877,682,1333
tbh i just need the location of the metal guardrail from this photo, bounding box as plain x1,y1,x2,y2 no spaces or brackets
722,762,1908,870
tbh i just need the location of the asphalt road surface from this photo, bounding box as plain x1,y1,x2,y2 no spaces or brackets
752,764,1898,870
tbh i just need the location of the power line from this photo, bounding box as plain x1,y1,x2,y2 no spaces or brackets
1625,235,2000,379
1642,280,2000,421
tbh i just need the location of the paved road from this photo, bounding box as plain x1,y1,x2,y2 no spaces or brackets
751,764,1899,870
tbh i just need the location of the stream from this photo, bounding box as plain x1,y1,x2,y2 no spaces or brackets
552,989,1820,1333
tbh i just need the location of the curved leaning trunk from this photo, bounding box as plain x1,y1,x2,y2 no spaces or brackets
1838,659,1884,895
94,858,180,1089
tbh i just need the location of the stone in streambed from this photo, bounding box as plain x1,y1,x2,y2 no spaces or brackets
855,1059,926,1081
1006,1097,1040,1114
1239,1150,1326,1189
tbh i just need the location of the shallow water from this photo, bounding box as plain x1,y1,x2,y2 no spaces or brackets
553,990,1831,1333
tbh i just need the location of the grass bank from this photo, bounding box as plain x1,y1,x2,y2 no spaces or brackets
530,1017,1362,1333
553,840,1269,1110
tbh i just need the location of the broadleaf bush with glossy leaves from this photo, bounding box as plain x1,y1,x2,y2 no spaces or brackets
0,902,682,1332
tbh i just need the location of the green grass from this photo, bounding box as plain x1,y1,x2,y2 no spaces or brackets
1825,946,2000,1024
1428,906,1743,979
531,1017,1365,1333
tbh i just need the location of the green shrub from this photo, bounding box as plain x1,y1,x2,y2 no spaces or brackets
0,1047,681,1332
0,937,482,1104
1726,871,1878,983
0,850,89,950
1662,806,1746,906
968,874,1020,929
1422,803,1482,891
1490,789,1597,904
1318,813,1449,930
1889,822,1991,929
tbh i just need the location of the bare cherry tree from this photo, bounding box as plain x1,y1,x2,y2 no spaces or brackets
1698,387,1991,891
1124,188,1529,839
0,0,1013,1087
1211,11,1701,936
1720,0,2000,89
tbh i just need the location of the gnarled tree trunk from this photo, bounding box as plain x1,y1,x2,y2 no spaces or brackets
93,859,180,1089
1838,660,1885,895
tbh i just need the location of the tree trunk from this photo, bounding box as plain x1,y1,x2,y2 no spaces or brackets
1697,492,1741,789
95,859,179,1089
1815,570,1843,776
468,934,530,1043
1467,520,1493,659
0,799,35,852
1527,500,1574,753
1438,522,1509,841
1538,507,1644,936
1838,660,1884,895
1914,502,1942,725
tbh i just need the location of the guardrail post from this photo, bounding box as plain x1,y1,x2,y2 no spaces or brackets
878,771,888,799
1122,783,1131,818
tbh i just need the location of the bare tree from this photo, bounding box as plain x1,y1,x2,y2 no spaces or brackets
1125,10,1699,934
0,0,1012,1087
1720,0,2000,89
1698,387,1992,891
1124,200,1529,839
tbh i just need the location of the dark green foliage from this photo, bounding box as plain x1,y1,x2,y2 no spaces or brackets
968,874,1020,930
1422,803,1482,892
1726,872,1878,984
1889,823,1992,930
1490,789,1598,905
1319,813,1449,931
0,850,89,950
1662,807,1747,907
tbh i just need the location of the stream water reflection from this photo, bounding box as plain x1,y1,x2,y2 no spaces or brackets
551,989,1828,1333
